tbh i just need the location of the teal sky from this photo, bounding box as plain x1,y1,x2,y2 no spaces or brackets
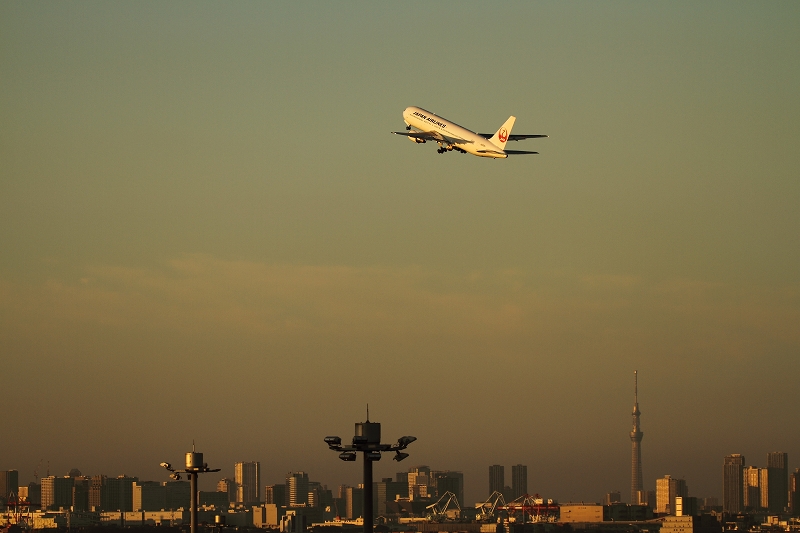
1,2,798,504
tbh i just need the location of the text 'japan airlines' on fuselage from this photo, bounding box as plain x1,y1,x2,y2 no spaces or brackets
391,106,547,159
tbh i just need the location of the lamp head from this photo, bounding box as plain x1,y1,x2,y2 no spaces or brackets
397,436,417,449
324,436,342,447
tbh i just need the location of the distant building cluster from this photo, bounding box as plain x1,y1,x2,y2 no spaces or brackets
3,372,800,532
3,471,190,513
3,452,800,533
623,372,799,522
723,453,795,515
0,463,467,530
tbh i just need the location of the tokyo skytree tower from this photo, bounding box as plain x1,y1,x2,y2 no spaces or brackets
630,370,644,504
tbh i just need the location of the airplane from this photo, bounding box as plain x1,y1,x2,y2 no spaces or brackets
392,106,547,159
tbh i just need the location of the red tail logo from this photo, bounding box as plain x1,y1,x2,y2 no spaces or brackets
498,129,508,143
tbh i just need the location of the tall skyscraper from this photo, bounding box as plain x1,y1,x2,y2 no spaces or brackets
656,475,688,515
630,371,644,505
767,452,788,514
489,465,504,496
345,486,363,519
285,471,309,507
0,471,19,506
72,476,90,511
89,475,107,511
743,466,764,511
408,466,431,500
790,468,800,517
217,478,236,504
375,477,407,516
308,482,332,509
24,483,41,506
723,454,745,514
265,484,286,507
41,476,77,511
105,475,138,512
759,469,769,510
432,471,464,507
511,465,528,500
235,461,261,504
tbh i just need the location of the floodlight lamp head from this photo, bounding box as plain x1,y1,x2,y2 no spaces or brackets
352,435,368,446
160,462,172,470
397,436,417,448
393,452,410,462
366,451,382,461
324,436,342,447
339,452,357,462
169,473,181,481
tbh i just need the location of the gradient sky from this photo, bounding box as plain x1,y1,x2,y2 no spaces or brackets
1,2,799,506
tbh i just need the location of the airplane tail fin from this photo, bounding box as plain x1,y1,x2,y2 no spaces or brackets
489,116,516,150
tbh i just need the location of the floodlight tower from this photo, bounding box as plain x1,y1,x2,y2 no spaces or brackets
324,413,416,533
161,444,221,533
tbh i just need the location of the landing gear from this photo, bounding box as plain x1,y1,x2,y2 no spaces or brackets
406,124,411,131
437,147,445,154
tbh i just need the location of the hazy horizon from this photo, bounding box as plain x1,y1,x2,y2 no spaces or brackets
1,1,798,507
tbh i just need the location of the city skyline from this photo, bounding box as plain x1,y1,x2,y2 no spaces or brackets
3,466,799,531
1,2,798,510
3,448,797,509
1,373,798,504
4,453,798,523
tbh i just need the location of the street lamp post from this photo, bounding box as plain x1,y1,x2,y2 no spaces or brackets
325,417,416,533
161,445,220,533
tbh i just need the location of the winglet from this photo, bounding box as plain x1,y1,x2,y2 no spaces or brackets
489,116,516,150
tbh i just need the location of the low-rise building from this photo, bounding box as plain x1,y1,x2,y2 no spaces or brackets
559,503,603,523
253,504,280,528
604,503,653,521
661,515,722,533
199,490,229,509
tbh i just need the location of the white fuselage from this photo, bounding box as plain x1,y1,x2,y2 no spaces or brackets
402,106,508,159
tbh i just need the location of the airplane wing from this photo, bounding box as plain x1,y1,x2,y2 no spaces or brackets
392,130,445,142
504,150,539,155
477,133,548,141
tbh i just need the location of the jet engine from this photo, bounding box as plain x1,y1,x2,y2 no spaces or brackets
408,136,426,144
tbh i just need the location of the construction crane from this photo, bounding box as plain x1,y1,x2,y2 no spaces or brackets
4,491,33,530
499,494,559,523
425,492,461,522
32,460,43,483
475,491,506,522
